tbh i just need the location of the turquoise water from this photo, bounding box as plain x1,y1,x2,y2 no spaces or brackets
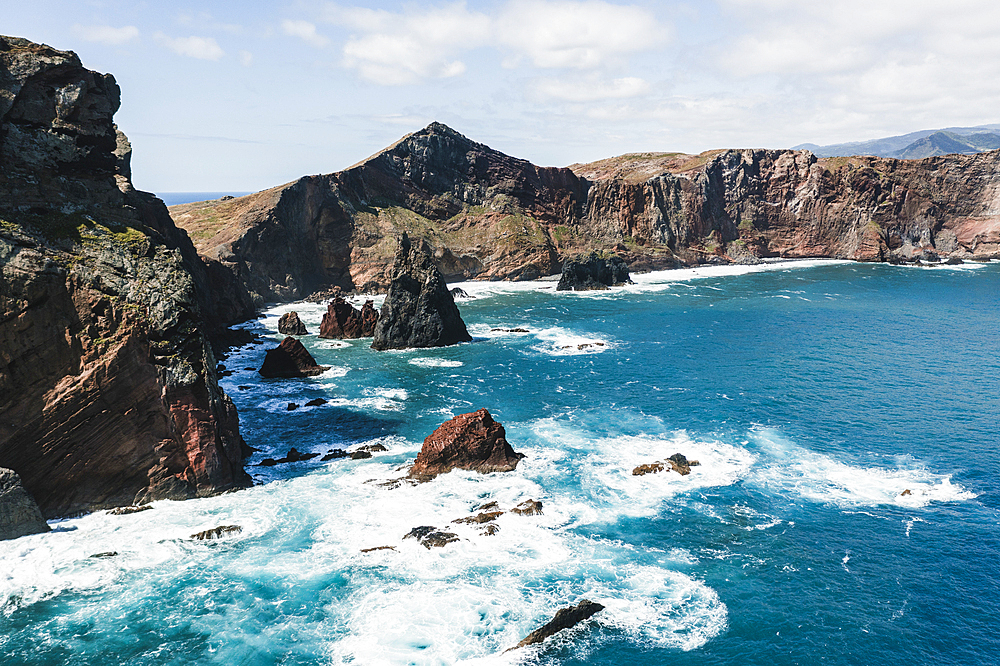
2,260,999,665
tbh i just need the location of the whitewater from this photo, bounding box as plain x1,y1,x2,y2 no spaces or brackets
2,260,998,665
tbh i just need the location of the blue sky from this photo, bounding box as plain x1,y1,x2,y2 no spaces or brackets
6,0,1000,192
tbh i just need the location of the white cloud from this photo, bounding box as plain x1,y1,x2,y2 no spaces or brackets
73,25,139,45
239,50,254,67
529,75,650,102
155,33,225,61
323,2,490,85
282,19,330,48
497,0,662,69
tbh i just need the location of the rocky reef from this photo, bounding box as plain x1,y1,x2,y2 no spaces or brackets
408,409,524,480
556,251,631,291
371,234,472,350
0,36,253,518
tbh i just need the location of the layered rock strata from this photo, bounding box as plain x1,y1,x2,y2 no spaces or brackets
371,234,472,350
556,251,631,291
0,36,253,517
409,409,523,480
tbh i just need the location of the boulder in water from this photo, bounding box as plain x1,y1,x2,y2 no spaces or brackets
404,525,459,549
556,251,631,291
372,234,472,350
408,409,524,480
258,337,330,378
506,599,605,651
0,468,50,541
319,296,378,339
277,311,308,335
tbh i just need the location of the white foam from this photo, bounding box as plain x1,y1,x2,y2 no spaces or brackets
410,357,465,368
318,365,350,378
529,327,612,356
747,429,977,508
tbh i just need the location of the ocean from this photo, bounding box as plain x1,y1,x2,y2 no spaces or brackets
2,260,998,665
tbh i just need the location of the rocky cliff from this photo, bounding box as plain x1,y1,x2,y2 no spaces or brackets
172,124,1000,295
0,36,253,517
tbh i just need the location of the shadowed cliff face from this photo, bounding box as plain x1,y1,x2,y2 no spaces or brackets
172,125,1000,302
0,36,252,517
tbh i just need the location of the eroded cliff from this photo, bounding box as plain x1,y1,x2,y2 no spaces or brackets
0,36,252,517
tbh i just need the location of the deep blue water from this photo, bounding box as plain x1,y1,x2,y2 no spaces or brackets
2,260,998,665
156,192,252,206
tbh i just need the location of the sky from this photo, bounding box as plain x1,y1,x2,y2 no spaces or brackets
6,0,1000,193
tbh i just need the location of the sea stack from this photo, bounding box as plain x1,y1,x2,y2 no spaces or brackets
556,251,631,291
408,409,524,480
319,296,379,339
258,337,330,378
371,234,472,350
277,311,308,335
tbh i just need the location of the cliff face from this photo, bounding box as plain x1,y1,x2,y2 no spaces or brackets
172,125,1000,299
0,36,252,517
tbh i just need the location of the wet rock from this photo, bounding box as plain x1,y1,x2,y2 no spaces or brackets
350,451,373,460
258,336,330,378
358,443,388,453
667,453,699,476
371,234,473,350
107,505,153,516
481,524,500,536
506,599,606,651
450,287,473,299
556,252,631,291
0,468,50,541
632,462,665,476
404,525,459,549
944,256,964,265
278,311,308,335
258,448,319,466
901,489,912,496
361,545,397,553
512,499,543,516
319,296,378,339
491,327,529,333
452,511,504,525
475,501,500,512
89,551,119,558
287,402,299,411
191,525,242,540
408,409,524,480
321,449,349,461
305,398,328,407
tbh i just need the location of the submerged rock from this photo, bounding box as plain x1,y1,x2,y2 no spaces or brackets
321,449,349,461
506,599,606,651
408,409,524,480
371,234,472,350
107,505,153,516
452,510,504,525
258,337,330,378
511,499,543,516
305,398,328,407
319,296,378,339
0,468,50,541
277,311,308,335
450,287,473,299
404,525,459,549
556,251,631,291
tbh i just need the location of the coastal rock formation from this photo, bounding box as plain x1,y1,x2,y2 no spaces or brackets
408,409,523,480
318,296,378,338
0,36,252,518
371,235,472,350
258,337,329,378
506,599,605,652
277,311,308,335
556,251,631,291
404,525,459,549
171,122,1000,296
0,468,49,540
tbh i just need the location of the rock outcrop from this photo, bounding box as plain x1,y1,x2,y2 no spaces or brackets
506,599,605,652
556,251,631,291
0,468,49,540
277,311,308,335
0,36,253,518
371,235,472,350
408,409,523,480
258,336,329,378
318,296,378,338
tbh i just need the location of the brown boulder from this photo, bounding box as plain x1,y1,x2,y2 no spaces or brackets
319,296,378,339
277,311,308,335
408,409,524,480
258,337,330,378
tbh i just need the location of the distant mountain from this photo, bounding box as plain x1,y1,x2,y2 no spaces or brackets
794,124,1000,159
